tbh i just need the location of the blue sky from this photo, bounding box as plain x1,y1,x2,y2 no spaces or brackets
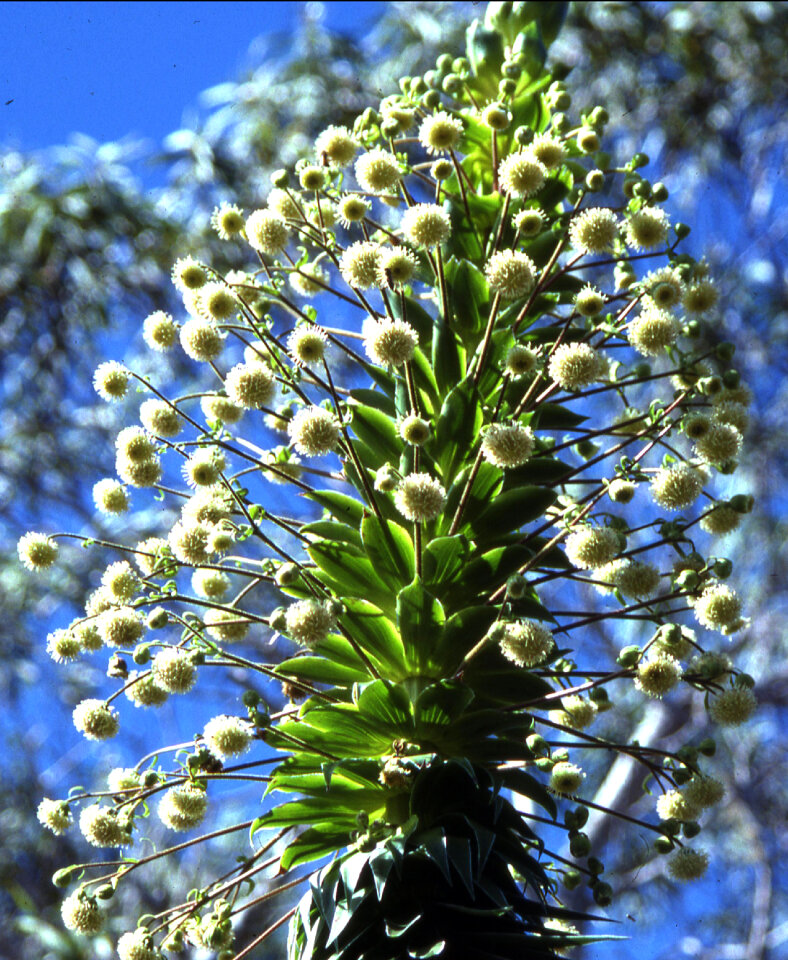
2,1,383,151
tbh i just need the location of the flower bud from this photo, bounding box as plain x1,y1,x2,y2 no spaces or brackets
617,645,641,668
569,832,591,857
585,169,605,192
654,836,674,854
513,126,534,146
526,734,550,757
675,222,691,239
563,869,582,890
728,494,754,514
592,881,613,906
53,866,80,888
146,608,168,630
652,182,669,202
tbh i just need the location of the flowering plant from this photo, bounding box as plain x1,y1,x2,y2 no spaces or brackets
23,3,756,958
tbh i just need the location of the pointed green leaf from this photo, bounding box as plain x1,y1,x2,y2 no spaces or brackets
301,520,363,549
440,461,503,535
468,486,556,542
304,489,365,526
434,377,483,481
280,827,353,871
498,767,557,819
422,535,471,592
307,542,393,612
349,387,396,416
341,597,409,677
531,402,588,430
361,516,415,591
349,402,401,466
444,258,489,340
355,679,413,729
396,578,446,674
275,656,370,687
435,605,498,667
432,320,465,396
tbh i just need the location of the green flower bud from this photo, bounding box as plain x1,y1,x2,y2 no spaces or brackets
424,70,439,89
133,643,152,665
682,821,702,839
728,494,754,514
592,880,613,906
422,90,441,110
722,369,740,389
698,376,722,396
617,645,641,668
735,672,756,689
698,738,717,757
95,883,115,900
146,607,168,630
561,869,581,890
442,73,463,95
270,169,289,188
654,836,674,854
380,117,401,138
652,182,669,202
513,125,534,146
713,558,733,579
242,690,261,708
716,342,736,362
589,686,611,710
526,734,550,757
633,180,652,199
550,90,572,111
622,176,639,199
585,169,605,192
506,574,529,598
569,832,591,858
572,805,589,829
535,756,555,772
675,222,691,240
587,856,605,875
675,569,699,591
436,53,453,72
631,152,650,168
453,57,470,74
53,866,80,888
498,78,517,97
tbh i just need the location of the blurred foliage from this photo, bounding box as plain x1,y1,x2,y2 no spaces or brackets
2,2,786,958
